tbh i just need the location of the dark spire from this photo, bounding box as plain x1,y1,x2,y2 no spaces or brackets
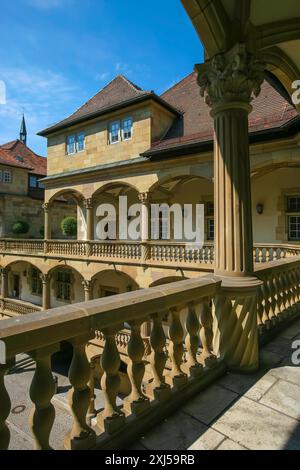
20,114,27,145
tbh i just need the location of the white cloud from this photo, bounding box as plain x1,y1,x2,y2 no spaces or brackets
95,72,110,82
115,63,133,75
0,66,83,155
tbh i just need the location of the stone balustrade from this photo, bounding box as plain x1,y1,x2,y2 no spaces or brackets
0,298,42,318
255,256,300,332
1,239,299,268
0,277,225,451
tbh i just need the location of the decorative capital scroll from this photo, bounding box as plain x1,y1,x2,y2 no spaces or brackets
84,198,93,210
138,192,150,205
39,273,49,284
82,280,92,291
196,44,265,109
0,268,9,277
42,203,50,212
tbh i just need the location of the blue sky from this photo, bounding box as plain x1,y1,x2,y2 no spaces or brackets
0,0,203,155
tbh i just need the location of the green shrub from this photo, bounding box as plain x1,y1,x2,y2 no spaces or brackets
12,221,29,235
61,217,77,237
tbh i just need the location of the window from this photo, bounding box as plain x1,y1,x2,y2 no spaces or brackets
109,121,120,144
288,196,300,212
206,202,214,217
289,216,300,241
207,218,214,241
56,270,71,301
76,132,85,152
287,196,300,241
31,269,42,296
3,170,12,184
122,118,133,140
29,175,38,188
67,135,76,155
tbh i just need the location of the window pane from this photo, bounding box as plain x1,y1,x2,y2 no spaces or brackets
110,122,120,143
207,218,214,241
30,175,37,188
67,135,76,154
3,171,12,183
76,132,85,152
288,196,300,212
289,216,300,240
122,118,132,140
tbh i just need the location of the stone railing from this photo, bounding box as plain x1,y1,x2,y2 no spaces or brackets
149,242,214,264
1,239,300,268
0,277,225,451
255,256,300,332
253,244,300,264
0,298,42,317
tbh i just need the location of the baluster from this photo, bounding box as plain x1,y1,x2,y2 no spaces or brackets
199,298,217,367
266,248,271,262
149,312,170,401
64,336,96,450
29,345,59,450
185,303,203,377
168,307,187,388
87,360,96,426
98,326,125,434
0,359,14,450
125,320,149,415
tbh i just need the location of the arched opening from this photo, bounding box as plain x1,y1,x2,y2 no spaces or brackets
91,269,139,299
92,183,140,241
47,265,84,308
47,189,84,240
5,261,43,306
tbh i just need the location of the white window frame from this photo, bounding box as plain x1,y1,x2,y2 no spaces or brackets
3,170,12,184
109,121,120,145
76,132,85,153
66,134,76,155
122,117,133,141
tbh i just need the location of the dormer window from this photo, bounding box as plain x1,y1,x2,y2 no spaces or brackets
16,155,24,162
109,121,120,144
109,117,133,145
67,132,85,155
122,117,133,140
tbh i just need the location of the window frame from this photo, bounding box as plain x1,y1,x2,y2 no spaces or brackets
56,270,72,302
76,132,85,153
3,170,12,184
31,268,42,296
109,120,121,145
122,117,133,141
286,195,300,242
66,134,76,155
207,218,215,241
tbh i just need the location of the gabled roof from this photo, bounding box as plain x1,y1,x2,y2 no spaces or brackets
143,72,299,157
0,140,46,175
38,75,181,137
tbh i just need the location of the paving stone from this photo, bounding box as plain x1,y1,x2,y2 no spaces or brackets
218,371,264,396
245,373,278,402
212,397,300,450
280,320,300,340
217,438,248,450
260,379,300,420
259,350,285,368
188,428,225,450
263,337,293,357
268,363,300,386
141,412,208,450
182,384,238,425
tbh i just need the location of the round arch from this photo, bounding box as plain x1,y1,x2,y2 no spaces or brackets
91,268,139,299
48,188,85,205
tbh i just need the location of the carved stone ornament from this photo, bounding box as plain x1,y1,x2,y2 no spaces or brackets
196,44,265,108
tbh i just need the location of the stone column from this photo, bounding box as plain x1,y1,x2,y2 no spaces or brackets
40,274,50,310
82,280,93,302
43,203,51,240
138,192,151,263
197,44,265,371
0,268,9,299
138,192,152,338
84,199,94,242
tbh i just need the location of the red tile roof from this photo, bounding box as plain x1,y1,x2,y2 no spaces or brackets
146,72,299,154
0,140,46,175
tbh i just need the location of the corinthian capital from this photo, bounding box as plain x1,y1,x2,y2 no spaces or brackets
196,44,265,109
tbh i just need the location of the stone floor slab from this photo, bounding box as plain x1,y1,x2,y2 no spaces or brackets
217,438,247,450
141,412,208,450
212,396,300,450
245,373,278,402
188,428,225,450
260,379,300,421
182,384,238,425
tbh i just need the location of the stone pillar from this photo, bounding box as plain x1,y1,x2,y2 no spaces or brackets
43,203,51,240
40,274,50,310
197,44,265,372
138,192,151,263
82,280,93,302
0,268,9,299
84,199,94,242
138,192,151,338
